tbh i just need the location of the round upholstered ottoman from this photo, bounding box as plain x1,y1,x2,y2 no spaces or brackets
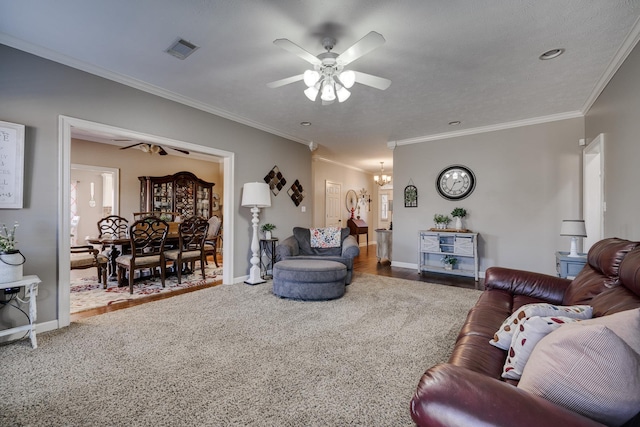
273,259,347,301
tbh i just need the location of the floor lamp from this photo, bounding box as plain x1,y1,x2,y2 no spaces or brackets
242,182,271,285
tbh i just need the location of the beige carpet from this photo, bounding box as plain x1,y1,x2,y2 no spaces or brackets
0,273,481,426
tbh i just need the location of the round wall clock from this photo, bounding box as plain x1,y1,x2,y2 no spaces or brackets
436,165,476,200
345,189,358,212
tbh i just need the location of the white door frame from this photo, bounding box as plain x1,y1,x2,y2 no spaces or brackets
583,133,605,251
58,116,235,328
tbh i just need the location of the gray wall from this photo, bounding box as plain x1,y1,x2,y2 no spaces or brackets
585,41,640,240
392,117,585,276
0,45,311,329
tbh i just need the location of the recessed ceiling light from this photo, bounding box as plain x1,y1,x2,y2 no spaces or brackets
300,121,312,126
448,121,461,126
539,48,564,60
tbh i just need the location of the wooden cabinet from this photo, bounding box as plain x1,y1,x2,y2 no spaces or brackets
418,230,479,281
139,171,214,219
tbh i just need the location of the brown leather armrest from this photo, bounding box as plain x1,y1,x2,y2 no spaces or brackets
484,266,571,304
410,364,604,427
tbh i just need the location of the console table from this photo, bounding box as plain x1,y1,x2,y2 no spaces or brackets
0,275,41,348
418,230,479,281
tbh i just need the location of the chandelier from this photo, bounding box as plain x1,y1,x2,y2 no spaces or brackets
374,162,391,186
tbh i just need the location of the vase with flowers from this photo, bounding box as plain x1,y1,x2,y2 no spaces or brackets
0,222,25,283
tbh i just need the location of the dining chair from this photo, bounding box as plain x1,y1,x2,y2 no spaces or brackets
164,216,209,284
97,215,129,245
70,245,108,288
203,215,222,267
115,217,169,294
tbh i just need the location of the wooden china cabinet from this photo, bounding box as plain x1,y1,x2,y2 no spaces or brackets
139,171,215,219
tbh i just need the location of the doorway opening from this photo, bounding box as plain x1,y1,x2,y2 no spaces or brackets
583,134,605,252
59,116,235,327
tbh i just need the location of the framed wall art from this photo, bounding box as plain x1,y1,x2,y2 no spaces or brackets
404,183,418,208
0,120,25,209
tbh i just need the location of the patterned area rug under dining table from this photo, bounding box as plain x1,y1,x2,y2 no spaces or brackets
70,264,223,313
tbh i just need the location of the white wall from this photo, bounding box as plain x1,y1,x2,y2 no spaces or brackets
0,44,311,331
392,118,585,276
585,41,640,240
312,157,377,245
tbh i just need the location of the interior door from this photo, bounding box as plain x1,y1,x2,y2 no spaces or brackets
583,134,605,252
325,181,342,227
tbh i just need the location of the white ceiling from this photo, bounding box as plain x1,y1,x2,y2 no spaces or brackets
2,0,640,173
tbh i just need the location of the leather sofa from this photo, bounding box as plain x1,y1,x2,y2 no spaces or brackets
275,227,360,284
410,238,640,427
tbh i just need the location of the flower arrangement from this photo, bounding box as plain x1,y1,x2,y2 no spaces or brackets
442,255,458,269
260,223,276,232
451,207,467,218
433,214,451,229
0,222,19,253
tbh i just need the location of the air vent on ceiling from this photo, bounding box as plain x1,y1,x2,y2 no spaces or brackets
165,38,199,60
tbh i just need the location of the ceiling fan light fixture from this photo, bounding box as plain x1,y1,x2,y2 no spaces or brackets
140,144,150,153
339,70,356,89
304,86,319,101
303,70,320,87
320,80,336,102
336,85,351,103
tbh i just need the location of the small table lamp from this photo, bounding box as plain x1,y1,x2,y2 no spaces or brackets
560,220,587,258
242,182,271,285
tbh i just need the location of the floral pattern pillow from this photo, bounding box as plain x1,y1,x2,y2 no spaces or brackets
502,315,581,380
489,303,592,350
310,227,342,248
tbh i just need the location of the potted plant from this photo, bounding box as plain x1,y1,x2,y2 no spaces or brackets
433,214,451,229
451,207,467,230
0,222,25,283
442,255,458,270
261,223,276,239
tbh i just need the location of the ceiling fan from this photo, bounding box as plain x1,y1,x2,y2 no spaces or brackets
119,142,189,156
267,31,391,105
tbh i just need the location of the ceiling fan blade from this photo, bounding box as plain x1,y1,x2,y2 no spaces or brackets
171,148,190,155
336,31,385,66
267,74,304,88
158,146,168,155
353,71,391,90
273,39,322,66
120,143,143,150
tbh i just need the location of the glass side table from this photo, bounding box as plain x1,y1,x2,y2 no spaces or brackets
259,238,279,279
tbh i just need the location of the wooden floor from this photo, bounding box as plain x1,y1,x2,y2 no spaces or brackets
71,244,481,321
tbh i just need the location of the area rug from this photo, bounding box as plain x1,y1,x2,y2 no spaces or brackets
70,264,223,313
1,273,482,426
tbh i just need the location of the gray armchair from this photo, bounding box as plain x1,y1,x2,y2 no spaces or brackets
275,227,360,284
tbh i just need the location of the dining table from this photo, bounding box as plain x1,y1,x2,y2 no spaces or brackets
87,225,180,281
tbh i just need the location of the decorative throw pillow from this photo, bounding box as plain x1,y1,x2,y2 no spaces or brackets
518,324,640,427
310,227,341,248
502,316,581,380
490,303,592,350
563,307,640,354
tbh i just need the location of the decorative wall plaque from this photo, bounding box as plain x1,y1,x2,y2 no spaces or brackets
264,165,286,196
287,179,305,206
404,184,418,208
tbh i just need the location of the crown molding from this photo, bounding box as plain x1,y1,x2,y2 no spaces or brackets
0,33,308,145
581,15,640,114
390,110,583,147
312,155,369,173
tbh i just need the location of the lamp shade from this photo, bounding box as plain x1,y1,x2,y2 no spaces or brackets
560,220,587,237
241,182,271,208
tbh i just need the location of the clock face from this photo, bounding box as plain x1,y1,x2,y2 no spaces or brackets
436,165,476,200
